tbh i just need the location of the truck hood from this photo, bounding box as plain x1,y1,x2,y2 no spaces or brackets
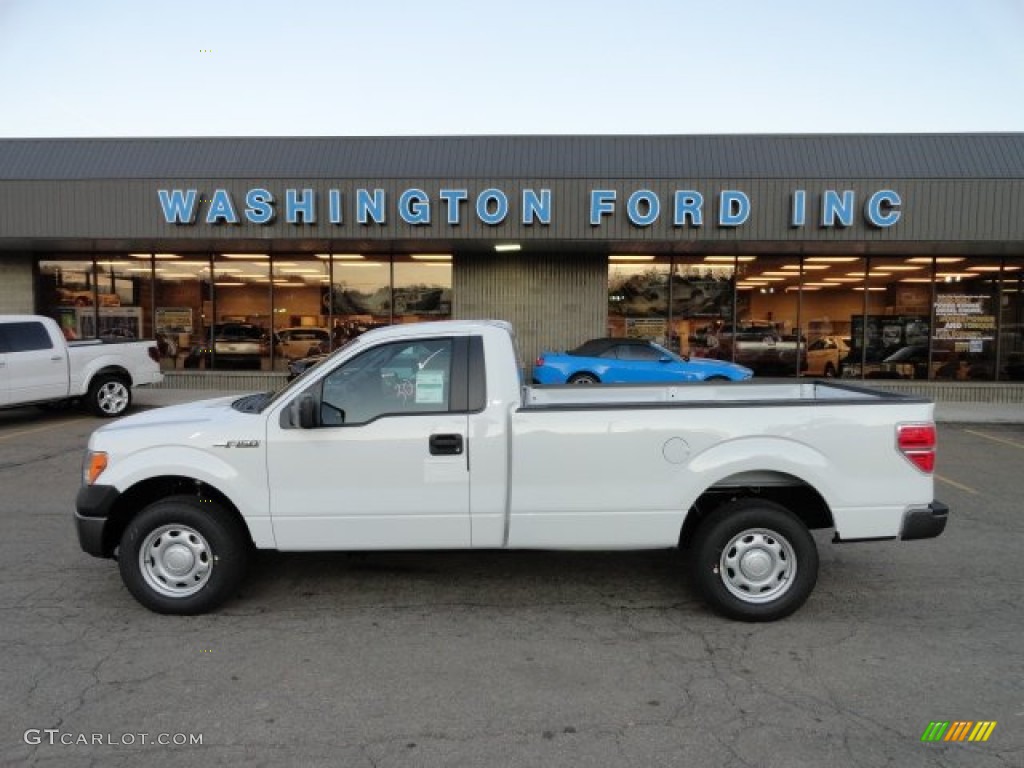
90,394,264,446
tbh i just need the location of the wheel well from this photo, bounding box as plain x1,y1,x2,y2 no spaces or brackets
92,366,133,388
679,476,834,548
569,371,600,382
101,476,252,557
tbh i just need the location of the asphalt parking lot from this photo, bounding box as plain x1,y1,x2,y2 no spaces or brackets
0,395,1022,767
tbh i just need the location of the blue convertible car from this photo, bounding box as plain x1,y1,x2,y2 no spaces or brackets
533,338,753,384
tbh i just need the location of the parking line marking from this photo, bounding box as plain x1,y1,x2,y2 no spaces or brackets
0,418,91,442
964,429,1024,450
936,474,979,495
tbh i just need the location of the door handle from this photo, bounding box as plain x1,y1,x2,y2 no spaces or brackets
51,356,63,362
429,433,463,456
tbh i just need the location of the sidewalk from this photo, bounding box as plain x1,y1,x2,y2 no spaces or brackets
135,388,1024,424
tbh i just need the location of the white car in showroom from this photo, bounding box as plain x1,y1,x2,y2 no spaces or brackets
273,327,330,360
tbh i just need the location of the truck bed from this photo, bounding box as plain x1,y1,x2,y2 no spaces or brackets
522,380,924,408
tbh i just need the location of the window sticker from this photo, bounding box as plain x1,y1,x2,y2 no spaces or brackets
415,370,445,404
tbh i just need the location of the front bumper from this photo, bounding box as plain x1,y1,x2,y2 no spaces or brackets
900,501,949,540
74,484,121,557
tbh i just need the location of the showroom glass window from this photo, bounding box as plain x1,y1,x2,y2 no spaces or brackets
392,253,453,325
38,256,145,342
325,254,392,347
607,256,670,343
1001,257,1024,381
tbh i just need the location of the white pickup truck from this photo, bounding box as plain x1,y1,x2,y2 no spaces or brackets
1,315,163,417
75,320,947,621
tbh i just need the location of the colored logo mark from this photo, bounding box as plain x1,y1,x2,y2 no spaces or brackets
921,721,997,743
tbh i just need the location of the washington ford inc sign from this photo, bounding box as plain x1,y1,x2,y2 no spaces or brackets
158,187,902,229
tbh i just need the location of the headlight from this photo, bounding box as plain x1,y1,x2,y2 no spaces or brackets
83,451,108,485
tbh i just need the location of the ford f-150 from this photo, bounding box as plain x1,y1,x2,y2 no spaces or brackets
1,315,163,417
75,320,947,621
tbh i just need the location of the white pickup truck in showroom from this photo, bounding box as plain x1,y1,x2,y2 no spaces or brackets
1,315,163,417
75,320,947,621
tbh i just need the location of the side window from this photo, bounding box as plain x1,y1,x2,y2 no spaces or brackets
2,322,54,352
319,338,453,426
621,345,662,361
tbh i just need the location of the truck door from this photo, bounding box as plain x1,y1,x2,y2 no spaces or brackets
0,320,68,405
266,336,472,550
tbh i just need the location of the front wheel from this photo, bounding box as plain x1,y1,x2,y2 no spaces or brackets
87,375,131,417
568,372,599,385
118,496,251,614
689,498,818,622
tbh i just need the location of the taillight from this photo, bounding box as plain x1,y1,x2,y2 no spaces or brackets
148,345,161,363
897,423,936,473
535,356,545,366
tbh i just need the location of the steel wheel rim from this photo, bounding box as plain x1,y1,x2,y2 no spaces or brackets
139,524,213,598
719,527,797,604
98,381,129,414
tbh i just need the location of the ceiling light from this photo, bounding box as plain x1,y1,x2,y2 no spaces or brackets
853,287,887,291
214,281,244,287
609,255,656,262
907,257,964,264
410,254,452,261
704,256,756,262
132,253,181,260
317,253,364,260
495,244,521,252
877,265,923,271
823,277,862,283
846,271,891,277
805,257,859,263
222,253,269,260
966,266,1003,272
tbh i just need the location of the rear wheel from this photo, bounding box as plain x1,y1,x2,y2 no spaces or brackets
87,375,131,417
824,362,837,378
568,372,599,385
704,375,730,382
689,498,818,621
118,496,251,615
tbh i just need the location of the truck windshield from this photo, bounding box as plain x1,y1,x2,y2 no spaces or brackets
252,338,360,412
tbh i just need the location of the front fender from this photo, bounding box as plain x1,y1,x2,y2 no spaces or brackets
100,444,269,522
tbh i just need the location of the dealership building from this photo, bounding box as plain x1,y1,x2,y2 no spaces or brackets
0,134,1022,395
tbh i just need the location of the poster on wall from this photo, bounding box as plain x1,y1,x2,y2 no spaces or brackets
609,269,733,319
932,294,996,344
76,307,143,340
850,315,930,355
156,307,194,334
625,318,667,341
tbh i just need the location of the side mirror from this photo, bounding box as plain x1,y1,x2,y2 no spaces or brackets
288,393,318,429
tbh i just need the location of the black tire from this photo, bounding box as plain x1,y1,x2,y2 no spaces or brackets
704,375,730,382
689,498,818,622
86,374,132,417
568,372,599,385
118,495,251,615
824,362,836,378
